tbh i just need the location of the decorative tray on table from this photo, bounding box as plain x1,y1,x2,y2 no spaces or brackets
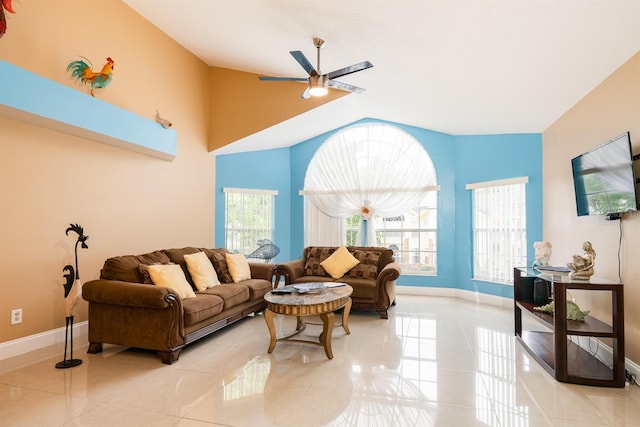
292,283,326,293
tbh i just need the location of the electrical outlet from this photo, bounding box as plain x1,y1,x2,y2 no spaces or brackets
11,309,22,325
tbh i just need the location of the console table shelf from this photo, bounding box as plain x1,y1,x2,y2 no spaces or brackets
513,267,625,387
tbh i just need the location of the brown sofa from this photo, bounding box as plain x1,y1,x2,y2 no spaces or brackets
82,247,273,364
274,246,400,319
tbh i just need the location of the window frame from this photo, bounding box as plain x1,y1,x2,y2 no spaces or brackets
223,187,277,257
344,191,438,275
467,177,528,284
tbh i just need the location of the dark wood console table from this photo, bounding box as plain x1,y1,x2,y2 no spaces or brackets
513,267,625,387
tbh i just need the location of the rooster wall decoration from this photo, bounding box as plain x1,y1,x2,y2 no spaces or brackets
0,0,15,39
56,224,89,369
66,56,115,97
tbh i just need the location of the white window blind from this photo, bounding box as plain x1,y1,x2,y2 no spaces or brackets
469,178,527,283
224,189,276,258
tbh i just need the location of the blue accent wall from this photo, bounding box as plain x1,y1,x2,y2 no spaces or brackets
454,134,543,298
215,119,543,297
215,148,291,263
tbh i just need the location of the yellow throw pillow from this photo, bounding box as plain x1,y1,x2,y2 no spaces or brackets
320,246,360,279
184,251,220,291
147,264,196,299
226,253,251,283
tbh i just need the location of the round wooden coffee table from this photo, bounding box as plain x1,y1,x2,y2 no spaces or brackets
263,284,353,359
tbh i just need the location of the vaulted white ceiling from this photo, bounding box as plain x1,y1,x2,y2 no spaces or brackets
123,0,640,154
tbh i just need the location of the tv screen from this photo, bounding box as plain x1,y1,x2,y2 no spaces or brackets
571,132,638,218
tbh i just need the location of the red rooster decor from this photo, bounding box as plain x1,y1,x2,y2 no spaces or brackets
0,0,15,39
66,56,115,97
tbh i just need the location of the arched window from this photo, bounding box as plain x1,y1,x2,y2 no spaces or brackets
302,123,439,274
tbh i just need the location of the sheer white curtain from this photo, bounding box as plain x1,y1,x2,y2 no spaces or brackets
303,198,346,246
302,123,438,246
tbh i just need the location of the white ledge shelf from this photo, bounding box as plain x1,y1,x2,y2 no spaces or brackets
0,60,177,161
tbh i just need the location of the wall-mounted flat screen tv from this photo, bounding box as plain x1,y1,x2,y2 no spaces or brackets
571,131,638,220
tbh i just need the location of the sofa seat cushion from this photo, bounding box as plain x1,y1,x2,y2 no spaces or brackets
345,278,378,300
182,294,224,326
199,283,250,310
101,250,171,283
293,276,377,299
293,276,335,285
242,279,273,301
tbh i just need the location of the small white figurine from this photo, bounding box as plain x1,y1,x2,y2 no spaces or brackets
567,241,596,280
532,241,552,267
155,110,173,129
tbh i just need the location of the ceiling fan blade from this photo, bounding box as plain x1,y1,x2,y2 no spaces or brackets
326,61,373,80
259,76,308,82
328,80,366,94
290,51,318,76
301,87,311,99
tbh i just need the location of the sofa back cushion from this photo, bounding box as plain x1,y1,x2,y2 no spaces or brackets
349,246,394,273
303,247,337,276
101,250,171,283
209,249,234,283
302,246,394,279
162,247,202,285
347,249,381,279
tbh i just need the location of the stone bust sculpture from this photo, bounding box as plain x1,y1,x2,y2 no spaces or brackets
532,241,552,267
567,241,595,280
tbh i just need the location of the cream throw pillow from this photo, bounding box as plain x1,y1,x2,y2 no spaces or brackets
184,251,220,291
226,253,251,283
148,263,196,299
320,246,360,279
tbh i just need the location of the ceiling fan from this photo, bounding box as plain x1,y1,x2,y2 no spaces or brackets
259,38,373,99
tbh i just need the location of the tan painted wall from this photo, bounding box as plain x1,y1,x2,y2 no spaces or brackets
543,51,640,363
0,1,213,342
209,67,347,151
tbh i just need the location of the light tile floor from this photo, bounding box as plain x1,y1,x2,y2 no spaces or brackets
1,295,639,426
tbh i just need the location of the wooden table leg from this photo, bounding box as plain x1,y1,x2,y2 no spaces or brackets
342,298,352,335
319,312,335,359
264,309,277,353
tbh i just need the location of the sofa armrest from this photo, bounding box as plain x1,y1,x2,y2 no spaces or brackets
375,261,401,314
378,261,401,284
274,259,305,286
248,262,275,282
82,279,185,362
82,279,180,309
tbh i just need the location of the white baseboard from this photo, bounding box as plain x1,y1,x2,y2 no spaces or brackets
397,285,513,308
570,335,640,382
0,321,87,361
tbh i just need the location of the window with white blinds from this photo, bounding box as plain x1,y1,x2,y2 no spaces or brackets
224,188,276,257
467,178,528,284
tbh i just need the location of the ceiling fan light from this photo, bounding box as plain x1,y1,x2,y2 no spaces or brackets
309,75,328,97
309,86,328,97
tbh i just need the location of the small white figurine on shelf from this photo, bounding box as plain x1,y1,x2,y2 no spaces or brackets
567,241,596,280
532,241,552,267
155,110,173,129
